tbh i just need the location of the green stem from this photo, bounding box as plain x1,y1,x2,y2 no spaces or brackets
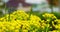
29,5,33,19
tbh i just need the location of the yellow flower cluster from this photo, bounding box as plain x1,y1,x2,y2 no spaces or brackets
0,10,60,32
43,13,60,32
0,10,42,32
53,19,60,30
43,13,57,19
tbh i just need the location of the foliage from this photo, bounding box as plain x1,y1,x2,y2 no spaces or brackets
0,10,60,32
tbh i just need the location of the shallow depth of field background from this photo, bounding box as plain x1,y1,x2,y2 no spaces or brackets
0,0,60,32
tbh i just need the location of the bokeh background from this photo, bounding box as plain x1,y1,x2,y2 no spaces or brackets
0,0,60,18
0,0,60,32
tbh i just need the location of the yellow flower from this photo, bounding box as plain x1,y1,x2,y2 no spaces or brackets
57,20,60,24
15,29,19,32
8,26,15,30
2,26,6,30
32,30,36,32
55,25,58,29
15,26,20,29
0,29,3,32
22,29,28,32
52,30,59,32
41,26,45,29
43,13,57,19
52,30,56,32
